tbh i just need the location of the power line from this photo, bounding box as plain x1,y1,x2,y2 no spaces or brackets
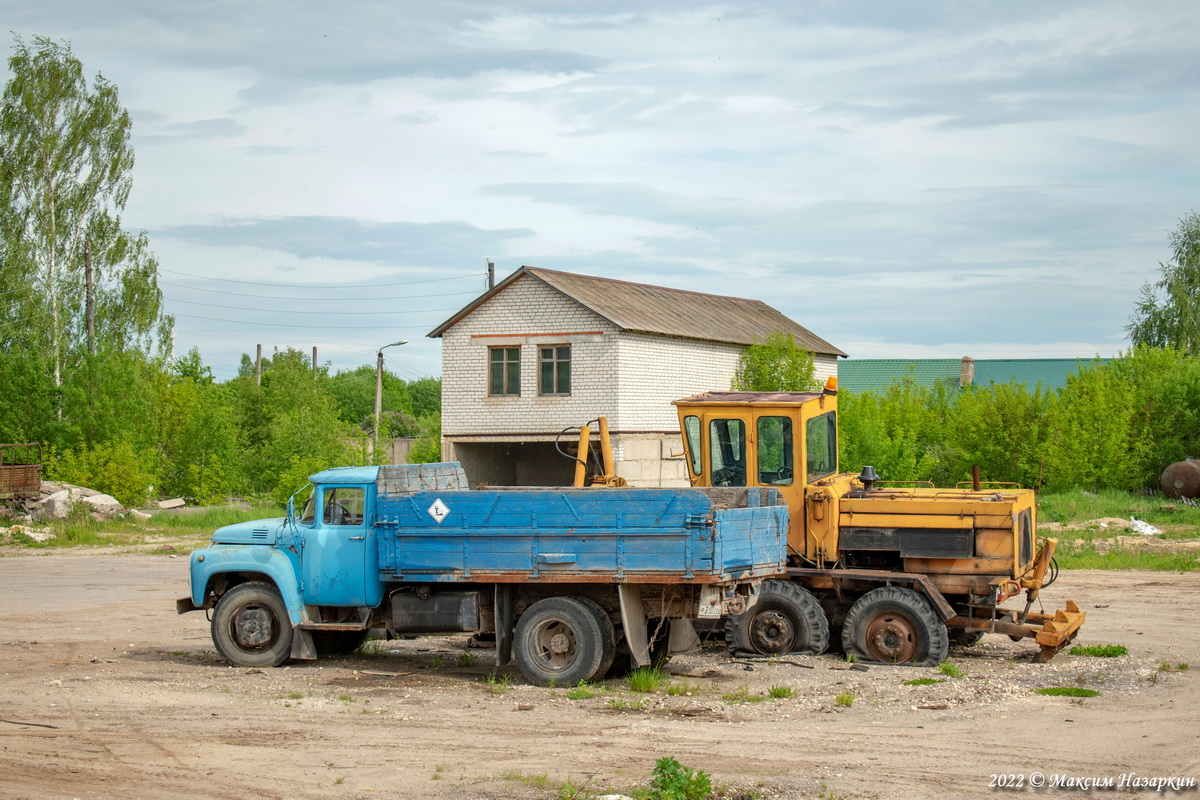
159,268,481,288
163,296,458,316
159,280,482,302
172,312,456,330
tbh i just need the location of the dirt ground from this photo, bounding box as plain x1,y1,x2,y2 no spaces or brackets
1,553,1197,800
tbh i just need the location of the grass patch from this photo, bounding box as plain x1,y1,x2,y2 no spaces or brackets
499,771,549,787
1035,687,1100,697
834,690,855,707
665,681,697,697
938,662,965,678
7,503,276,550
768,685,796,699
1054,542,1200,571
606,697,648,710
485,670,511,695
625,666,668,693
1040,489,1200,527
565,681,599,700
721,683,765,703
904,677,946,686
1069,644,1128,657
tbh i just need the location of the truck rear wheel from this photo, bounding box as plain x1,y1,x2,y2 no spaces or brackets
513,597,609,686
725,579,829,656
842,586,948,666
572,597,617,677
211,581,293,668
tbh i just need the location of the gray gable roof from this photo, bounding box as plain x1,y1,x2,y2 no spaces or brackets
428,266,847,357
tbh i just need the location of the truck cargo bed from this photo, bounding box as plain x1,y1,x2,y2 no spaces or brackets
373,466,787,583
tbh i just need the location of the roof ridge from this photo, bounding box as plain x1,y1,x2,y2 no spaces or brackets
524,266,770,306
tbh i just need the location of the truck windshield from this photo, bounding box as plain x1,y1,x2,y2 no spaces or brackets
299,491,316,524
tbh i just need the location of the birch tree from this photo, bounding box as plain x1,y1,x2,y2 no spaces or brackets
0,36,170,408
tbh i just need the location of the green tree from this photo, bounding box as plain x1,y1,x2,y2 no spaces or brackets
0,35,170,438
732,331,817,391
1127,212,1200,352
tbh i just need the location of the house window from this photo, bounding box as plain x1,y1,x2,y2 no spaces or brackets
539,345,571,395
489,347,520,395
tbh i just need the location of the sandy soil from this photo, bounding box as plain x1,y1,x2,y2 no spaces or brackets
0,554,1197,800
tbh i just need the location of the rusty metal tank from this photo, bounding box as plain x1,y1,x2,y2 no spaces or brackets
1161,458,1200,499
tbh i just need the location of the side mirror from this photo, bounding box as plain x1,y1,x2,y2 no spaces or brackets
287,496,295,524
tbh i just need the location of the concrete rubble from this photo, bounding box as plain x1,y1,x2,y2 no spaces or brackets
18,480,172,521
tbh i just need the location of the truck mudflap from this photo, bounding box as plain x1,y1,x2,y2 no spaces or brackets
949,600,1086,662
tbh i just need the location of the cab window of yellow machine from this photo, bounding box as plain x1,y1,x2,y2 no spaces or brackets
709,418,746,486
806,412,837,480
757,416,793,485
683,415,702,475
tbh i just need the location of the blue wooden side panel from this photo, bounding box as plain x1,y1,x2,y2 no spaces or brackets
374,486,787,582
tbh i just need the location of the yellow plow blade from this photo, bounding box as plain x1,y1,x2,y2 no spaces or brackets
1026,601,1086,662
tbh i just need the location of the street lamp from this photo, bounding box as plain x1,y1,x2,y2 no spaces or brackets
375,339,408,454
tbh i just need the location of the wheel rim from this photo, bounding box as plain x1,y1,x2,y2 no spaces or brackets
529,617,578,673
749,609,796,654
863,613,917,663
230,604,278,652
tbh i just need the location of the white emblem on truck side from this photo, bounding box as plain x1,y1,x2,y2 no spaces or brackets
427,498,450,524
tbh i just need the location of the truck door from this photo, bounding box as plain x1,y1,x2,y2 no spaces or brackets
300,486,373,606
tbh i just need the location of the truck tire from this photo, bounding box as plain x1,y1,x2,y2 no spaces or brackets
513,597,608,686
572,596,617,677
841,586,948,666
312,630,369,656
211,581,293,668
724,579,829,656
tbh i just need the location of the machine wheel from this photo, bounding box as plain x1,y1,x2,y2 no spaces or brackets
311,630,369,655
949,629,985,647
211,581,293,668
725,580,829,656
572,597,617,677
842,586,948,666
513,597,610,686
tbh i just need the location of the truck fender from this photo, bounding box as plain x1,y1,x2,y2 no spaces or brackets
189,546,305,627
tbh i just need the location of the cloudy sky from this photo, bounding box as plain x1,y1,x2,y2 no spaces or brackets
6,1,1198,381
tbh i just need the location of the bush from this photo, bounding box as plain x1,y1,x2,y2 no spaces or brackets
49,440,157,507
646,756,712,800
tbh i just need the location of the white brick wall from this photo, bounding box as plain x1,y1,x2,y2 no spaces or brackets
439,272,843,486
441,277,621,438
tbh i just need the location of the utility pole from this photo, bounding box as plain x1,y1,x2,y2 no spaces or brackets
255,344,262,386
312,346,318,381
375,339,408,455
487,259,495,290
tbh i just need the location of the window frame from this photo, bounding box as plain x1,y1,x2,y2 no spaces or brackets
488,346,521,396
538,344,572,396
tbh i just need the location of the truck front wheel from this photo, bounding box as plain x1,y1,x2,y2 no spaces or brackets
513,597,608,686
841,586,948,666
724,580,829,656
211,581,293,668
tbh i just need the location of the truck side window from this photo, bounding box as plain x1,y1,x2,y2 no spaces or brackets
683,415,702,475
806,412,837,481
757,416,793,485
323,488,365,526
709,419,746,487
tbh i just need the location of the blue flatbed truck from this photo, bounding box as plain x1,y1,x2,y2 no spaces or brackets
178,462,788,685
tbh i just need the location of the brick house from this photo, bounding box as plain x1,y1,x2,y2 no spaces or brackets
428,267,846,487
